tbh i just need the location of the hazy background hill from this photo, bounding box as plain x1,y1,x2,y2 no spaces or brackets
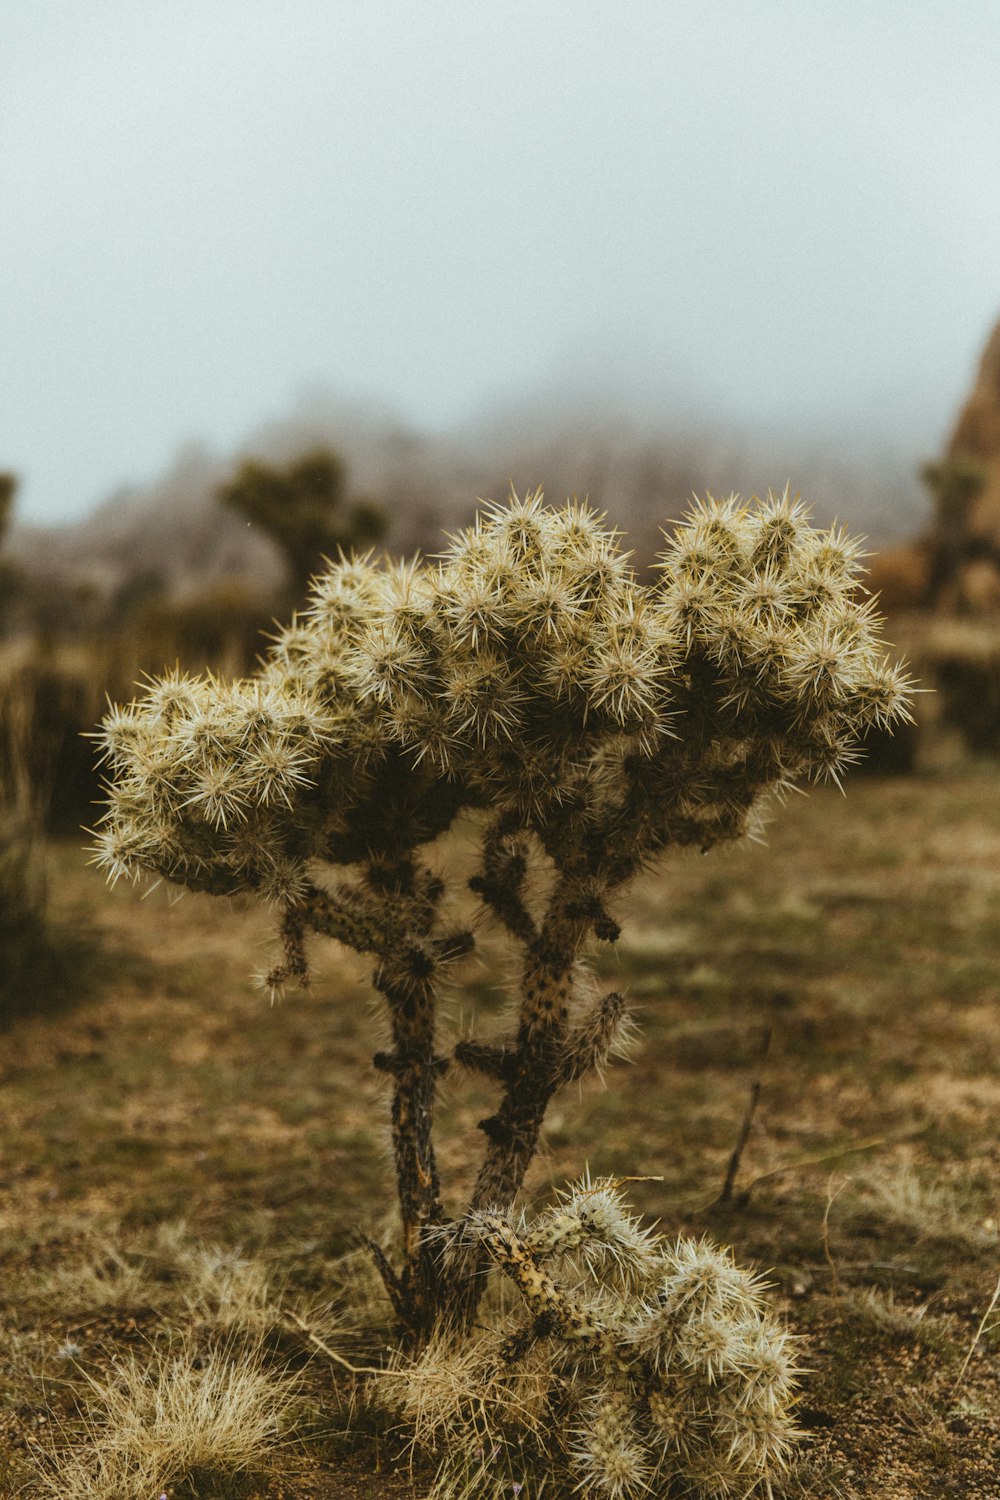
6,387,931,602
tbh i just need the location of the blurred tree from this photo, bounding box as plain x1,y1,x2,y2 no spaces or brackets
0,473,24,635
216,448,386,598
0,472,16,542
110,565,168,620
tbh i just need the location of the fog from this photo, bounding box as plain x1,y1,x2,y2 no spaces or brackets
8,382,931,604
3,1,998,526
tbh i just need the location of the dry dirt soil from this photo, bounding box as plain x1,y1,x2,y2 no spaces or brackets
1,764,999,1497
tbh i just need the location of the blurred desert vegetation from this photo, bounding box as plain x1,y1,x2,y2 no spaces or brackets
1,326,999,964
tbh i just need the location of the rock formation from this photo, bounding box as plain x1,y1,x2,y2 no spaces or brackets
926,316,1000,613
869,315,1000,615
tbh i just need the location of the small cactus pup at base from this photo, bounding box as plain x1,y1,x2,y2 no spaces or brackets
401,1176,800,1500
94,489,913,1342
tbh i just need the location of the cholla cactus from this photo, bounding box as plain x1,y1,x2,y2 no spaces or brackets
94,489,912,1339
402,1177,799,1500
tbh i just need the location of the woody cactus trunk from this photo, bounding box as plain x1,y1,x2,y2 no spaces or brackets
95,490,912,1342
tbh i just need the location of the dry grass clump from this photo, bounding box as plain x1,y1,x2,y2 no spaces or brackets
39,1239,152,1316
33,1334,299,1500
15,1221,368,1366
8,1226,387,1498
838,1286,936,1343
155,1227,366,1357
181,1245,276,1333
154,1225,282,1336
31,1224,297,1337
384,1177,800,1499
847,1164,998,1251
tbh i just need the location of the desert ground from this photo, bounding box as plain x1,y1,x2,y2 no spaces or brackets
2,760,999,1498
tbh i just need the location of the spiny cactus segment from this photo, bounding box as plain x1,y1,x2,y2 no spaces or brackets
93,489,912,1340
404,1177,799,1500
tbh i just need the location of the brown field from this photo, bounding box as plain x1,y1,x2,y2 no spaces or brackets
2,763,999,1498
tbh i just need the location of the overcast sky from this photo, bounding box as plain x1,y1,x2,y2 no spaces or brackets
3,1,999,523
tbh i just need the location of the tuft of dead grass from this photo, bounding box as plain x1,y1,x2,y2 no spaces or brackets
838,1286,936,1342
32,1333,299,1500
847,1163,999,1251
30,1224,296,1340
164,1229,282,1336
39,1239,152,1316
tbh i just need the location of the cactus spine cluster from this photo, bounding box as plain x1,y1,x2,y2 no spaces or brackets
404,1177,799,1499
95,488,912,1339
